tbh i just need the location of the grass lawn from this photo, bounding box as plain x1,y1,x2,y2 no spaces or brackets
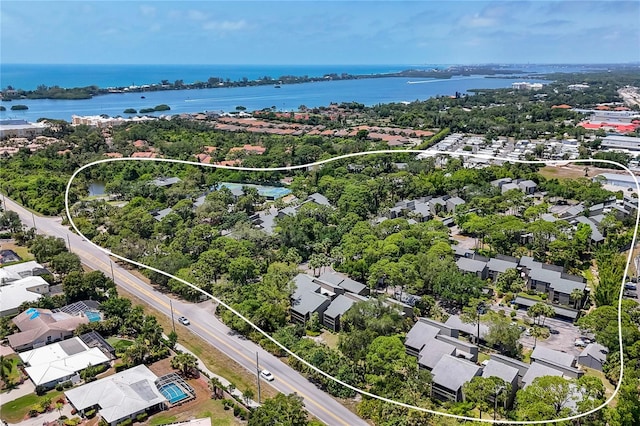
0,242,34,262
0,389,64,423
319,330,339,349
477,352,490,364
1,354,23,387
106,336,135,355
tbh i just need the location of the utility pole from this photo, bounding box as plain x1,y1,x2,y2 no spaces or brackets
256,352,261,404
31,212,37,231
170,299,176,334
110,260,115,282
66,234,71,251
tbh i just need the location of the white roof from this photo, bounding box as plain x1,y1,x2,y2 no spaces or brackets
0,276,48,314
65,364,166,424
0,261,45,282
20,337,110,386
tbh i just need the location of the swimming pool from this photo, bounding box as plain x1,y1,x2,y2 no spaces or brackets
159,383,189,404
85,311,101,322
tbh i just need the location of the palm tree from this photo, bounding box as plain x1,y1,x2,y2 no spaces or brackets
209,377,224,399
171,352,198,377
570,288,584,309
0,355,13,389
531,326,545,349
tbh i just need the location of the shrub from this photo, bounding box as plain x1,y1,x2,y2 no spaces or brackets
56,383,64,391
64,417,82,426
28,409,39,418
35,385,46,395
116,419,132,426
62,380,73,389
541,293,548,300
136,412,148,422
233,406,241,417
85,409,96,418
510,310,517,318
114,363,127,372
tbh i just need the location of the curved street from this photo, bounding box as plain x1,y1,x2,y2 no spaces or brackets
2,195,368,426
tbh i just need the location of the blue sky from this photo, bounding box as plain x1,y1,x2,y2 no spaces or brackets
1,1,639,65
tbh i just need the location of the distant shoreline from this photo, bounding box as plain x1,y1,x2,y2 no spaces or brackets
0,65,525,101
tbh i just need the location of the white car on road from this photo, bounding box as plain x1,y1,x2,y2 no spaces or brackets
260,369,274,381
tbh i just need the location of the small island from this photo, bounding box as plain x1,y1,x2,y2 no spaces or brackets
10,104,29,110
123,108,137,114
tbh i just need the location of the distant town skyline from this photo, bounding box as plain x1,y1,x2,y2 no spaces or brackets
1,1,639,65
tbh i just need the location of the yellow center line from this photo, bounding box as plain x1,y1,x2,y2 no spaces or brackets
72,246,350,425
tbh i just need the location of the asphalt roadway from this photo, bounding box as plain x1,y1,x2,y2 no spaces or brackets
3,196,368,426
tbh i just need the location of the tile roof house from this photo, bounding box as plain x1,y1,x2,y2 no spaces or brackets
8,307,90,351
316,271,369,296
65,364,167,426
578,343,608,371
431,354,482,402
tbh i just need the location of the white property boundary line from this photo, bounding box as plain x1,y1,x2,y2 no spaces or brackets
64,151,639,424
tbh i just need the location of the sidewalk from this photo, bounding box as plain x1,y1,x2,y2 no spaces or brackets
174,342,261,409
3,400,74,426
0,381,35,405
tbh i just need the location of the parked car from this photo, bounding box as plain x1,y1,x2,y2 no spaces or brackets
625,282,637,290
178,316,190,326
574,339,586,347
549,329,560,335
260,369,274,381
624,290,638,298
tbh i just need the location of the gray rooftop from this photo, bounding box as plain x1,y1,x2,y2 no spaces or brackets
487,257,519,274
431,354,482,391
307,193,331,207
316,271,345,287
573,216,605,242
456,257,487,274
444,315,489,338
291,291,329,316
521,361,564,387
482,359,519,384
405,321,441,351
152,207,173,221
291,274,320,298
337,277,366,294
151,177,181,187
418,338,456,370
324,295,356,319
531,346,575,367
579,343,608,363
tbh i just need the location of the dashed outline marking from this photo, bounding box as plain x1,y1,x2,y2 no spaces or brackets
64,150,639,424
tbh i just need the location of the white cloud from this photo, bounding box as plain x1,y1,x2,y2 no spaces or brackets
202,19,247,32
188,10,208,21
140,5,156,17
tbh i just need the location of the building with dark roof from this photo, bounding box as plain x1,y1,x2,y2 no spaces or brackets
482,359,519,407
431,355,482,402
323,295,356,332
578,343,608,371
456,257,488,280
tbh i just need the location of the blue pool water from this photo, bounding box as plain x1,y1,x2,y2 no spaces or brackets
159,383,188,404
85,311,101,322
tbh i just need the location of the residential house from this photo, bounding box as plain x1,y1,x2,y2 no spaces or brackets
446,197,466,214
8,307,89,351
0,261,50,284
316,271,369,296
481,359,519,408
20,337,110,389
151,177,181,187
490,354,530,388
404,320,441,358
65,365,167,426
520,256,586,306
486,255,519,280
517,180,538,195
0,276,50,317
290,275,331,325
323,295,356,332
578,343,608,371
444,315,489,342
431,354,482,402
456,257,488,280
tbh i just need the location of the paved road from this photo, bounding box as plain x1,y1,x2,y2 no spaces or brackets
3,196,368,426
